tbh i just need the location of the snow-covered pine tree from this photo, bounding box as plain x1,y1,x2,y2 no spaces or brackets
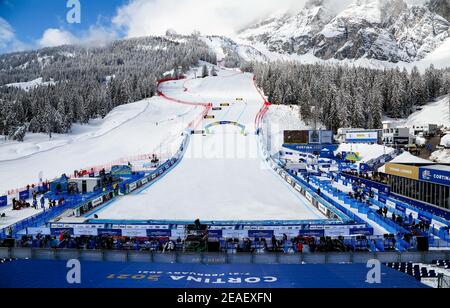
202,64,209,78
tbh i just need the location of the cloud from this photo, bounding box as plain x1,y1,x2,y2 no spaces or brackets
0,17,27,53
38,28,78,48
38,26,117,48
112,0,315,38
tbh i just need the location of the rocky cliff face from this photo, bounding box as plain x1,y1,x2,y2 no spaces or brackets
239,0,450,63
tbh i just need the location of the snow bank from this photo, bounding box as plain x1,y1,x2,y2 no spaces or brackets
384,96,449,128
430,149,450,164
390,151,432,164
440,134,450,147
0,97,201,194
4,77,55,91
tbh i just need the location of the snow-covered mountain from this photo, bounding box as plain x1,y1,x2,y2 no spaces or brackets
239,0,450,63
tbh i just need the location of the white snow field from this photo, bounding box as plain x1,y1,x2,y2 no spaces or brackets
383,96,450,128
90,70,325,221
0,97,202,194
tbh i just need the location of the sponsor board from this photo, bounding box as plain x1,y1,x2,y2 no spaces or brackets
419,167,450,186
248,230,274,238
129,182,137,191
222,230,249,239
305,192,313,203
122,229,148,237
345,132,379,143
204,115,215,119
27,227,51,235
19,190,29,201
318,204,329,216
0,195,7,207
92,197,103,207
385,163,419,180
146,229,172,237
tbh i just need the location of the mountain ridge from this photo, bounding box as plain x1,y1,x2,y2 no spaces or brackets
239,0,450,63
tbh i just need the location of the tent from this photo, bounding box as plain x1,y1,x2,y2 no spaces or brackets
50,175,69,194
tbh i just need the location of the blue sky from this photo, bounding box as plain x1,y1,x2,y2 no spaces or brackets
0,0,313,54
0,0,127,53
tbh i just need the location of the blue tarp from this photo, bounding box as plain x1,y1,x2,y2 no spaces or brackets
0,195,7,207
0,260,427,288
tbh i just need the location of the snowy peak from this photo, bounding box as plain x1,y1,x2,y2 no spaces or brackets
239,1,335,54
239,0,450,63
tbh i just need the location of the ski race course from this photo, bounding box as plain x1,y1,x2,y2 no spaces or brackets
88,68,325,222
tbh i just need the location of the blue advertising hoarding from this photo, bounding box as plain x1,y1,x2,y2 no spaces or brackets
0,260,427,288
419,167,450,187
283,144,338,154
19,190,30,201
0,195,7,207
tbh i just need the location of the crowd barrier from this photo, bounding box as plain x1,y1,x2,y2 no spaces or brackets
1,247,448,265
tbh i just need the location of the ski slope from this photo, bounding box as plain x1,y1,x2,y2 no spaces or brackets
0,98,202,194
90,70,325,221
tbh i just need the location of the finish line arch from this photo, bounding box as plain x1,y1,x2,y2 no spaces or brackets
205,121,246,135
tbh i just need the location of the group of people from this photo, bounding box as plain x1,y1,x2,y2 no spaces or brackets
2,233,185,252
222,235,354,254
342,170,389,185
11,191,58,212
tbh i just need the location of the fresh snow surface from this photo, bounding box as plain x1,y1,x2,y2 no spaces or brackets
440,134,450,147
389,151,433,164
430,134,450,163
230,36,450,72
90,71,325,221
0,97,202,194
4,77,55,91
336,143,395,163
430,149,450,163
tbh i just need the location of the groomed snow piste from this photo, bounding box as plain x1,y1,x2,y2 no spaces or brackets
89,69,325,221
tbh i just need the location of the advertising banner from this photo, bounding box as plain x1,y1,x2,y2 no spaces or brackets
97,229,122,237
19,190,30,201
349,228,373,236
121,229,148,237
395,204,407,214
345,132,378,143
419,167,450,187
50,228,74,236
385,163,419,180
27,227,51,235
0,195,7,207
208,230,223,239
248,230,274,238
146,229,172,237
418,214,432,225
298,230,325,237
222,230,249,239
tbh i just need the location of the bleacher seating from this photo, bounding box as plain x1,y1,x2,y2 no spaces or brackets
386,262,440,281
432,260,450,269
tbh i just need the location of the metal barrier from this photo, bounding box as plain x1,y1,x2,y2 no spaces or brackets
1,247,449,264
